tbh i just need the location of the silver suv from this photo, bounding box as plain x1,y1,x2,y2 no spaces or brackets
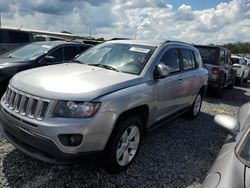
0,40,208,173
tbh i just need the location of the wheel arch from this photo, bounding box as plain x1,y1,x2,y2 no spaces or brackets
115,105,149,134
199,85,207,97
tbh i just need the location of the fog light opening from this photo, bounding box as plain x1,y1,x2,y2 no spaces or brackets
58,134,83,147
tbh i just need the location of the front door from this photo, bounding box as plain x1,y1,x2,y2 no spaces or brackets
155,47,184,121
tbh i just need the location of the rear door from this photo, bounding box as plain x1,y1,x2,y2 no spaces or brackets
179,48,200,106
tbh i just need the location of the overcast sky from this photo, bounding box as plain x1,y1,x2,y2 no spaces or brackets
0,0,249,44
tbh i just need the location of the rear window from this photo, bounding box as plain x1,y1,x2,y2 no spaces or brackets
195,46,218,65
231,58,240,64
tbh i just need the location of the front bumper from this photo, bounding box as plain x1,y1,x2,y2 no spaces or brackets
0,106,118,163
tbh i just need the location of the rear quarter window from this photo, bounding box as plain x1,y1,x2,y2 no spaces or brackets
181,48,195,70
193,50,202,68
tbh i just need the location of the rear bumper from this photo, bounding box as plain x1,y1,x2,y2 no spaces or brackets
207,79,220,88
0,107,101,163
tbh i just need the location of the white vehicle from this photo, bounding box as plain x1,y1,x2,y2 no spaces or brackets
231,55,249,83
245,57,250,80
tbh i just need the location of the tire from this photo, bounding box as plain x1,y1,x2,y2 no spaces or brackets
187,92,203,119
243,76,248,83
214,76,225,97
104,116,143,174
227,77,235,89
237,73,244,85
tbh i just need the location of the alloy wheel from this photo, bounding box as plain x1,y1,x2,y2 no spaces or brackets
116,125,140,166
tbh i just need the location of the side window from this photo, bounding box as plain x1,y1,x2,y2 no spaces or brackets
192,50,201,68
78,46,89,54
0,30,4,43
35,36,46,41
160,48,180,73
63,46,78,61
8,31,30,43
50,37,63,41
220,49,225,65
49,47,64,62
182,48,194,70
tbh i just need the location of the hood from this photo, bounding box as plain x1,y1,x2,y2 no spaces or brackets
0,57,27,68
10,63,142,101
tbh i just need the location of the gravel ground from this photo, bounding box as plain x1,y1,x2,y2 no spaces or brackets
0,81,249,188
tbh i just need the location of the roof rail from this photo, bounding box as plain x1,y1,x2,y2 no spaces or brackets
161,40,191,46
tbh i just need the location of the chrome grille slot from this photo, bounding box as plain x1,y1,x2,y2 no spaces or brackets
2,86,51,121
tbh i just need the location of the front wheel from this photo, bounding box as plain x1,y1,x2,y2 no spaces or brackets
187,92,202,119
104,116,143,174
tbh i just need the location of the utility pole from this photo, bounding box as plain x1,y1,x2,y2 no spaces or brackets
0,11,1,28
89,27,92,38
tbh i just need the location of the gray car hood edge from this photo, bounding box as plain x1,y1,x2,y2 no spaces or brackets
10,63,143,101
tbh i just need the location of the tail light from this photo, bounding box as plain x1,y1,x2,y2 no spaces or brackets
233,64,241,68
212,67,219,74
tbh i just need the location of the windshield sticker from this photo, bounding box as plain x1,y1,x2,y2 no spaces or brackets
129,47,150,53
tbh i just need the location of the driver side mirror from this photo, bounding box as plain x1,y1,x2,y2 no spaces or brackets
43,55,56,63
154,63,170,79
214,115,240,136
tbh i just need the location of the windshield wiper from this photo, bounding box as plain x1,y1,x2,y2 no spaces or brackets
71,59,83,64
88,64,119,72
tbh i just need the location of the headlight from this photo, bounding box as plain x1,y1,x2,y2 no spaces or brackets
53,101,101,118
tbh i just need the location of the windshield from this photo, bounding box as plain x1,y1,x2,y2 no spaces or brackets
236,118,250,166
196,46,218,65
75,42,156,75
6,43,53,61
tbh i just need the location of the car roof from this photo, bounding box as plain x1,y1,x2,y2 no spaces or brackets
31,41,92,47
194,44,230,51
106,40,162,47
231,54,242,58
105,40,194,48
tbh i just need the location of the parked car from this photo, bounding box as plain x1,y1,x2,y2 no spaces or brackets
244,57,250,80
34,35,67,42
231,55,249,83
0,28,34,55
202,102,250,188
0,41,92,95
0,40,208,173
194,45,236,97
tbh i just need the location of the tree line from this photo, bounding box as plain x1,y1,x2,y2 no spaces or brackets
222,42,250,54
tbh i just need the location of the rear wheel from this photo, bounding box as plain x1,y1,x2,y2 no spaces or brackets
104,116,143,174
243,73,248,83
214,76,225,97
237,73,244,85
187,92,202,119
227,77,235,89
